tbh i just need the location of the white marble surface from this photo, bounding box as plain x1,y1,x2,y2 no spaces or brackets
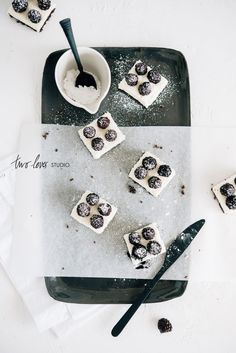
0,0,236,352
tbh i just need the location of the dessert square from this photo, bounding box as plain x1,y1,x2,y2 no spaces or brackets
129,152,175,198
71,190,117,234
212,174,236,214
124,223,166,268
78,112,125,159
8,0,56,33
118,60,168,108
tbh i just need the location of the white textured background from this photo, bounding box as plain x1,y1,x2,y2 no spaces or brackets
0,0,236,352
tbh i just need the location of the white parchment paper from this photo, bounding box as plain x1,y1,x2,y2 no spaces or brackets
11,124,191,280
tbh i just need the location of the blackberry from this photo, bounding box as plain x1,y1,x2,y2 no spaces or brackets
38,0,51,10
132,244,147,260
220,183,235,197
86,193,99,206
142,227,155,240
97,203,112,216
83,126,96,138
158,164,172,177
90,214,104,229
12,0,28,12
142,156,157,170
147,69,161,84
28,9,42,23
105,129,117,142
147,240,162,255
135,62,147,75
91,137,104,151
125,73,138,86
226,195,236,209
157,318,172,333
138,82,152,96
77,202,90,217
134,166,148,180
128,232,141,245
148,176,162,189
97,116,110,129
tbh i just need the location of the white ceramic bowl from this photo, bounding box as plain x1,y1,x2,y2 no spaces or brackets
55,47,111,114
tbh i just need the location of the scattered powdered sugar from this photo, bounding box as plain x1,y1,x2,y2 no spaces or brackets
63,69,101,105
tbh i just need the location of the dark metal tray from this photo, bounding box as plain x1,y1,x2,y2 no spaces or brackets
42,47,190,304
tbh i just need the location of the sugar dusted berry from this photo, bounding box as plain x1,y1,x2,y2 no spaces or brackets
38,0,51,10
28,9,42,23
97,116,110,129
220,183,235,197
105,129,117,142
147,240,162,255
226,195,236,209
97,203,112,216
158,164,172,177
12,0,28,12
142,156,157,170
142,227,155,240
134,166,148,180
128,232,141,245
83,126,96,138
132,244,147,260
148,176,162,189
77,202,90,217
135,62,147,75
86,193,99,206
91,137,104,151
147,69,161,84
138,82,151,96
90,214,104,229
125,73,138,86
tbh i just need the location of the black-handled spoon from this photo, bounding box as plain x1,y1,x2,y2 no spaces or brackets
60,18,97,89
111,219,205,337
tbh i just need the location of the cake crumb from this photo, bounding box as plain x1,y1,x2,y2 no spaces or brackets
55,148,58,152
42,132,49,140
153,144,163,149
128,185,136,194
65,224,69,229
69,178,74,182
181,184,185,195
90,175,94,179
140,200,143,204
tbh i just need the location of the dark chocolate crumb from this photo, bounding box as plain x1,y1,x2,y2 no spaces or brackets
66,224,69,229
93,240,96,244
140,200,143,204
62,267,64,270
75,229,78,232
55,148,58,152
90,175,94,179
69,178,74,182
42,132,49,140
153,144,163,149
184,275,188,279
128,185,137,194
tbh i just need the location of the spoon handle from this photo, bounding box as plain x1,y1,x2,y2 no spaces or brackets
111,266,166,337
60,18,83,73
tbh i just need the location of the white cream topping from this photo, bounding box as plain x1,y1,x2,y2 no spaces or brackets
8,0,56,32
123,223,166,268
118,60,168,108
129,151,175,198
78,112,126,159
212,173,236,214
71,190,117,234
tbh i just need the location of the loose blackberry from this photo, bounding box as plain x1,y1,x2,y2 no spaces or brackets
147,69,161,84
147,240,162,255
158,164,172,177
86,193,99,206
97,203,112,216
128,232,141,245
148,176,162,189
83,126,96,138
135,62,147,75
97,116,110,129
134,166,148,180
91,137,104,151
38,0,51,10
77,202,90,217
28,9,42,23
132,244,147,260
105,129,117,142
138,82,152,96
142,156,157,170
90,214,104,229
225,195,236,209
125,73,138,86
220,183,235,197
142,227,155,240
157,318,172,333
12,0,28,12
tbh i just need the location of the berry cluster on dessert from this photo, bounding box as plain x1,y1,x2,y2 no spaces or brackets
212,174,236,213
